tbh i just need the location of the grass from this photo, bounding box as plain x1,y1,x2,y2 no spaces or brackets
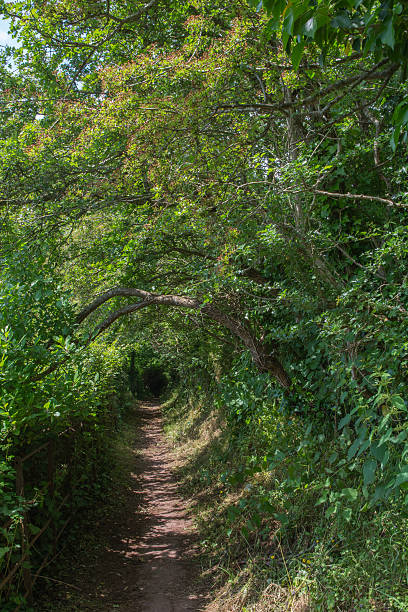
161,388,408,612
27,387,408,611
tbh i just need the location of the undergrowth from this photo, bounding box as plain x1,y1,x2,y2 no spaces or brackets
34,396,140,611
162,387,408,612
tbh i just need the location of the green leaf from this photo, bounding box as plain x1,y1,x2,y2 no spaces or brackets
248,0,263,9
394,470,408,488
341,487,358,501
391,125,401,151
283,8,295,35
378,428,393,447
347,438,361,460
372,485,386,503
391,102,408,127
343,507,353,522
262,16,281,39
270,0,286,20
380,18,395,49
338,413,351,429
363,458,377,486
370,443,387,464
291,41,305,70
391,395,406,411
303,17,317,38
262,0,273,13
325,503,339,518
395,2,403,15
274,512,289,526
316,493,328,505
331,13,353,29
392,431,407,444
0,546,11,560
356,439,370,458
328,451,338,464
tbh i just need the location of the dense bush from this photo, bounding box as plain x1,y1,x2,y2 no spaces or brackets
164,366,408,610
0,249,130,609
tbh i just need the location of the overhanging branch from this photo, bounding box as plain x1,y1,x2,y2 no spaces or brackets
78,287,291,388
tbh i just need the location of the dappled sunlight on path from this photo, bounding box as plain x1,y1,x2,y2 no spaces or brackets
104,401,208,611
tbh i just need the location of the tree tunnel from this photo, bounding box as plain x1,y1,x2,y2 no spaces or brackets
142,365,168,397
76,287,291,389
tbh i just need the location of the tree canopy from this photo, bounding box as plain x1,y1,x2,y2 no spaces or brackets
1,1,408,609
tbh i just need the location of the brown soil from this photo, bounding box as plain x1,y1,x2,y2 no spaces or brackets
43,401,210,611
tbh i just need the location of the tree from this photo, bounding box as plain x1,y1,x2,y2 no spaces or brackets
253,0,408,144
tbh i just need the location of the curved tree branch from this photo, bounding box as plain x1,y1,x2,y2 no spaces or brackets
78,287,291,388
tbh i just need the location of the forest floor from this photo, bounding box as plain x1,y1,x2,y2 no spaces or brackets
37,401,210,611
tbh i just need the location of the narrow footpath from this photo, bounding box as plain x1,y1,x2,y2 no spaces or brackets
46,401,209,611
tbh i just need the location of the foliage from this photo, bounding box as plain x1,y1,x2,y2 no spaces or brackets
164,379,408,611
0,0,408,607
253,0,408,145
0,246,130,608
253,0,408,65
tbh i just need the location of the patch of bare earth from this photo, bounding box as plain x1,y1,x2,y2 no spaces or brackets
40,401,210,611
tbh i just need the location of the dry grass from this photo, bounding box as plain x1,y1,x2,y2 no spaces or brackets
162,395,311,612
203,567,310,612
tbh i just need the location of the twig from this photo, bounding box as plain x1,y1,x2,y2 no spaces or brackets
33,575,82,591
311,188,401,208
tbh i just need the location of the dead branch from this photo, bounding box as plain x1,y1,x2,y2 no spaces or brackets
310,188,401,208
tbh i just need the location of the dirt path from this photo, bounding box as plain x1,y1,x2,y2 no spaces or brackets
48,401,209,611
